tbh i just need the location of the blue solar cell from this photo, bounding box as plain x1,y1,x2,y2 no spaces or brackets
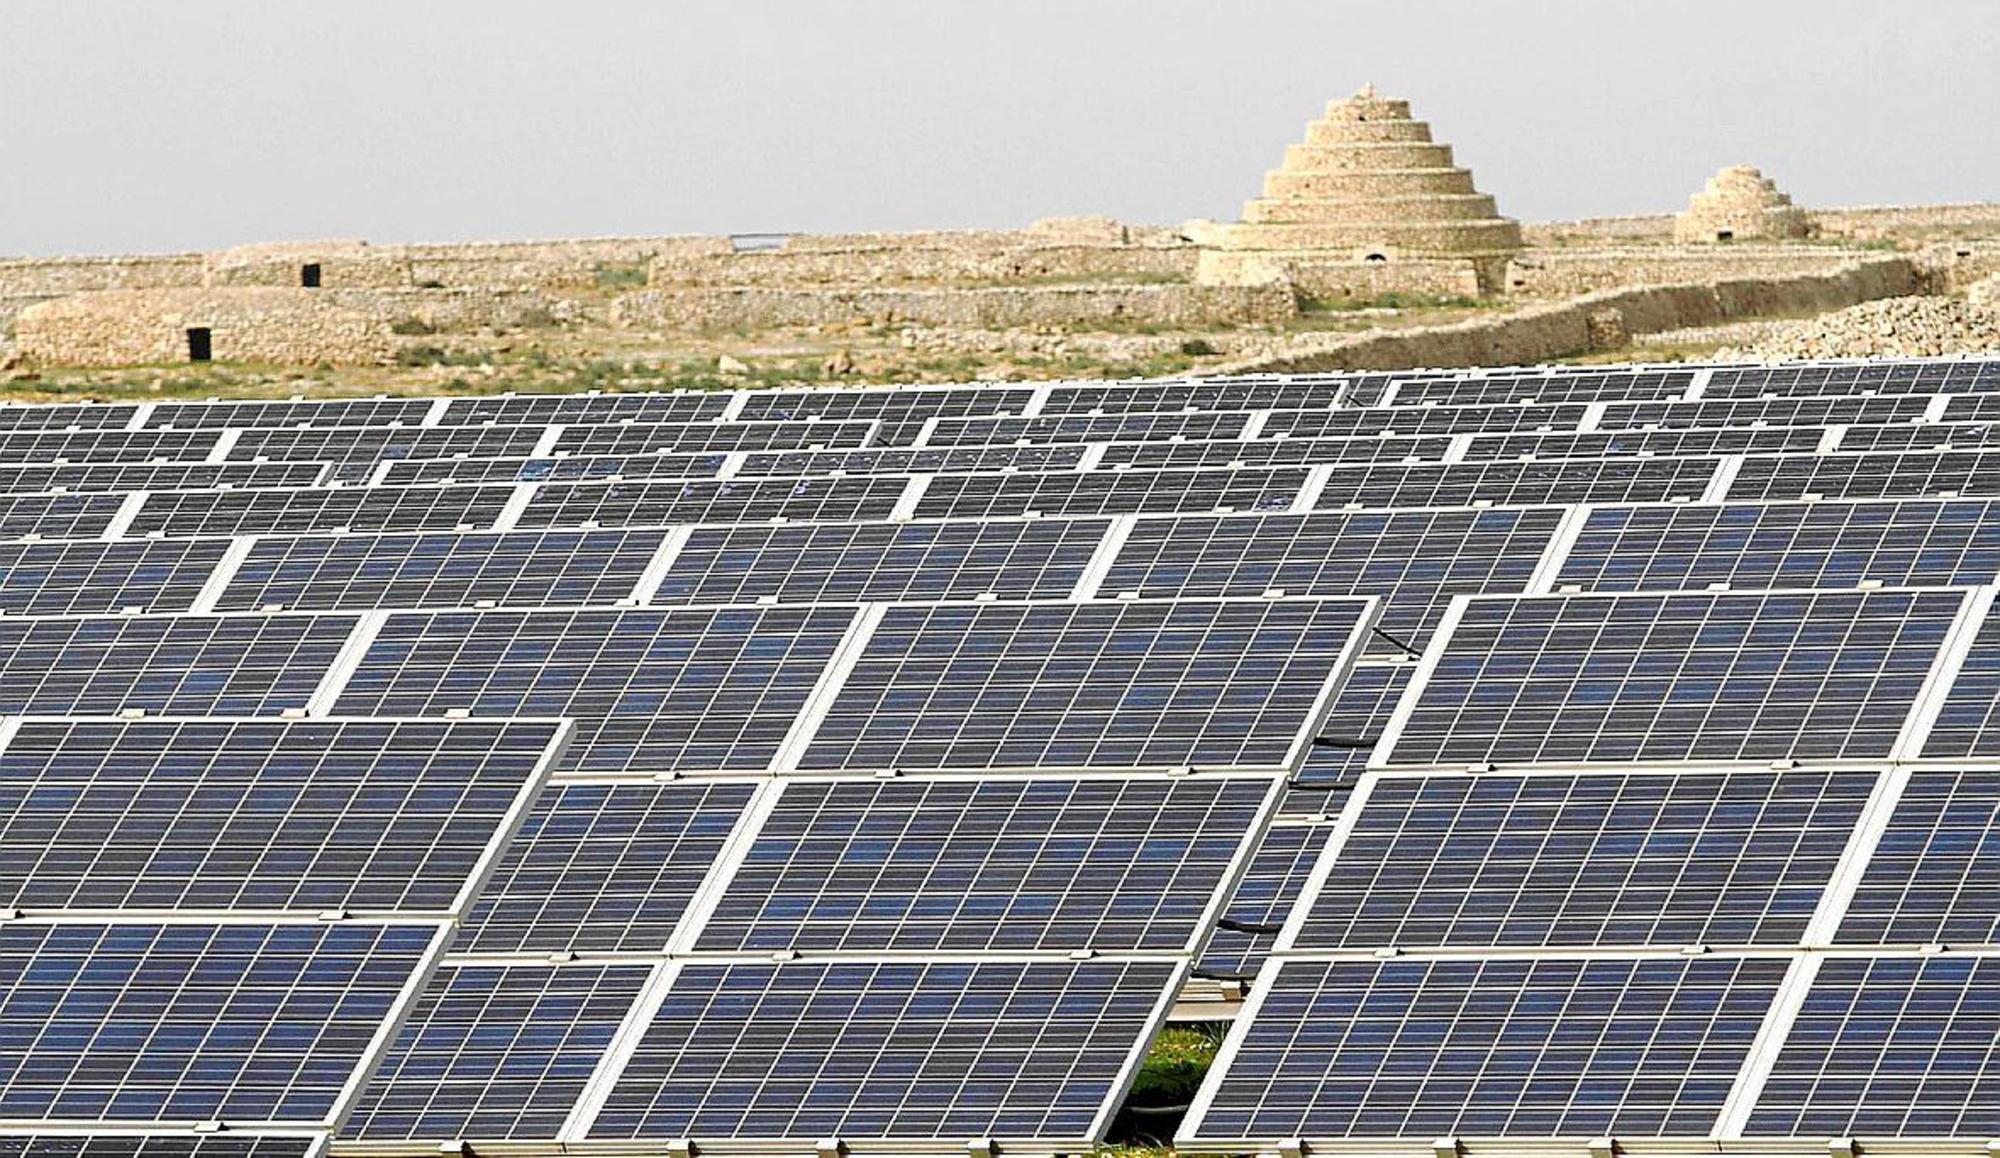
1199,822,1331,978
1838,770,2000,944
0,614,354,716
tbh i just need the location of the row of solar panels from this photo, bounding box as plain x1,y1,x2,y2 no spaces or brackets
5,387,2000,468
4,356,1996,435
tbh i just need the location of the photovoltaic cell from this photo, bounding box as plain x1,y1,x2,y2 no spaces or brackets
512,477,907,530
588,959,1179,1142
697,776,1269,953
126,485,517,539
1598,395,1932,431
1265,402,1587,439
379,452,726,487
913,467,1307,520
1098,435,1454,469
652,518,1107,606
0,540,232,616
213,528,670,611
1457,426,1825,462
1199,822,1332,978
1712,361,1999,398
459,781,756,954
0,403,140,431
1835,421,2000,454
1311,456,1719,509
0,1138,317,1158
1186,956,1787,1142
735,386,1035,445
1838,769,2000,944
334,606,857,774
1385,589,1962,767
0,613,353,716
1729,450,2000,501
552,420,879,456
1918,610,2000,758
438,392,730,426
342,964,653,1141
1556,500,2000,593
1293,769,1876,950
1289,662,1414,789
799,597,1370,773
735,444,1088,477
0,494,129,541
0,718,562,914
0,431,220,464
146,399,436,429
1746,956,2000,1138
1386,369,1693,408
223,426,550,481
923,411,1252,447
0,922,438,1124
0,462,328,496
1099,508,1563,652
1040,379,1347,414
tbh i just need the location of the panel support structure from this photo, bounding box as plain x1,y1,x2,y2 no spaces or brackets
765,603,887,774
304,610,391,718
188,535,259,614
628,526,696,605
1070,514,1139,600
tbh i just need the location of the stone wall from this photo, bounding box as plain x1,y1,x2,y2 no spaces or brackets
612,282,1297,331
1195,250,1484,299
1229,256,1918,373
649,225,1195,288
15,288,395,367
1812,203,2000,241
1506,246,1863,296
0,254,205,299
1520,215,1678,246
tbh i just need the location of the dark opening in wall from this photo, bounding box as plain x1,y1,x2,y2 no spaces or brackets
1364,252,1388,263
186,327,212,362
1716,230,1734,242
301,263,322,288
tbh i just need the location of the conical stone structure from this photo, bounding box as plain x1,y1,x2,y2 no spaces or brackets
1675,165,1811,243
1199,85,1521,294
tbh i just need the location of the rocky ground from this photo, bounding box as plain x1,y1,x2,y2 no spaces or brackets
1717,279,2000,361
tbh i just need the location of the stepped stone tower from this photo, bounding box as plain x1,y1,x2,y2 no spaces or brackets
1197,85,1522,295
1675,165,1811,243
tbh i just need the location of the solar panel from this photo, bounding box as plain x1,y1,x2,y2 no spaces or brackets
552,419,879,456
125,485,517,539
342,963,654,1142
1098,508,1564,653
1835,420,2000,453
737,443,1090,476
1266,402,1588,438
1385,368,1693,408
1712,360,2000,398
1838,770,2000,944
0,540,232,615
1311,455,1720,509
1289,661,1415,789
459,781,756,954
1292,768,1877,950
1381,588,1964,767
923,411,1253,447
0,403,140,431
913,466,1307,519
0,718,563,914
1917,607,2000,758
1745,956,2000,1138
379,451,727,486
652,518,1108,606
1199,821,1332,978
586,958,1181,1143
213,528,670,611
1599,394,1934,430
333,606,858,774
695,775,1271,953
1458,426,1826,461
224,425,551,481
0,921,441,1124
513,476,907,530
0,1136,320,1158
0,430,220,465
1041,378,1347,414
735,385,1036,445
0,612,353,716
438,392,730,426
0,493,130,541
1183,956,1788,1143
0,462,328,496
145,399,436,429
1098,434,1455,469
1730,450,2000,501
1555,499,2000,593
797,597,1372,773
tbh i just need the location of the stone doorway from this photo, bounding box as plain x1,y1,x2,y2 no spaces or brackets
301,263,322,288
186,327,212,362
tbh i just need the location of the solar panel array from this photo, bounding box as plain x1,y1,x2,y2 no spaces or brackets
1,357,1998,1157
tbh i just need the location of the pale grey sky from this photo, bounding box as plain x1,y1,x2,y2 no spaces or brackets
3,0,1994,256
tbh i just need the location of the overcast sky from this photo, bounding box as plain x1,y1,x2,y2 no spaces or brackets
3,0,1994,256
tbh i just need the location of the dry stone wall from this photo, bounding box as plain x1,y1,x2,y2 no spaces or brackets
613,282,1297,331
16,288,394,367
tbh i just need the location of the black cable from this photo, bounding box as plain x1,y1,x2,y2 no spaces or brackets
1369,624,1423,658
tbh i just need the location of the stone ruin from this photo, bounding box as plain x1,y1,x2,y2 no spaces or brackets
1196,84,1523,296
1674,165,1811,244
